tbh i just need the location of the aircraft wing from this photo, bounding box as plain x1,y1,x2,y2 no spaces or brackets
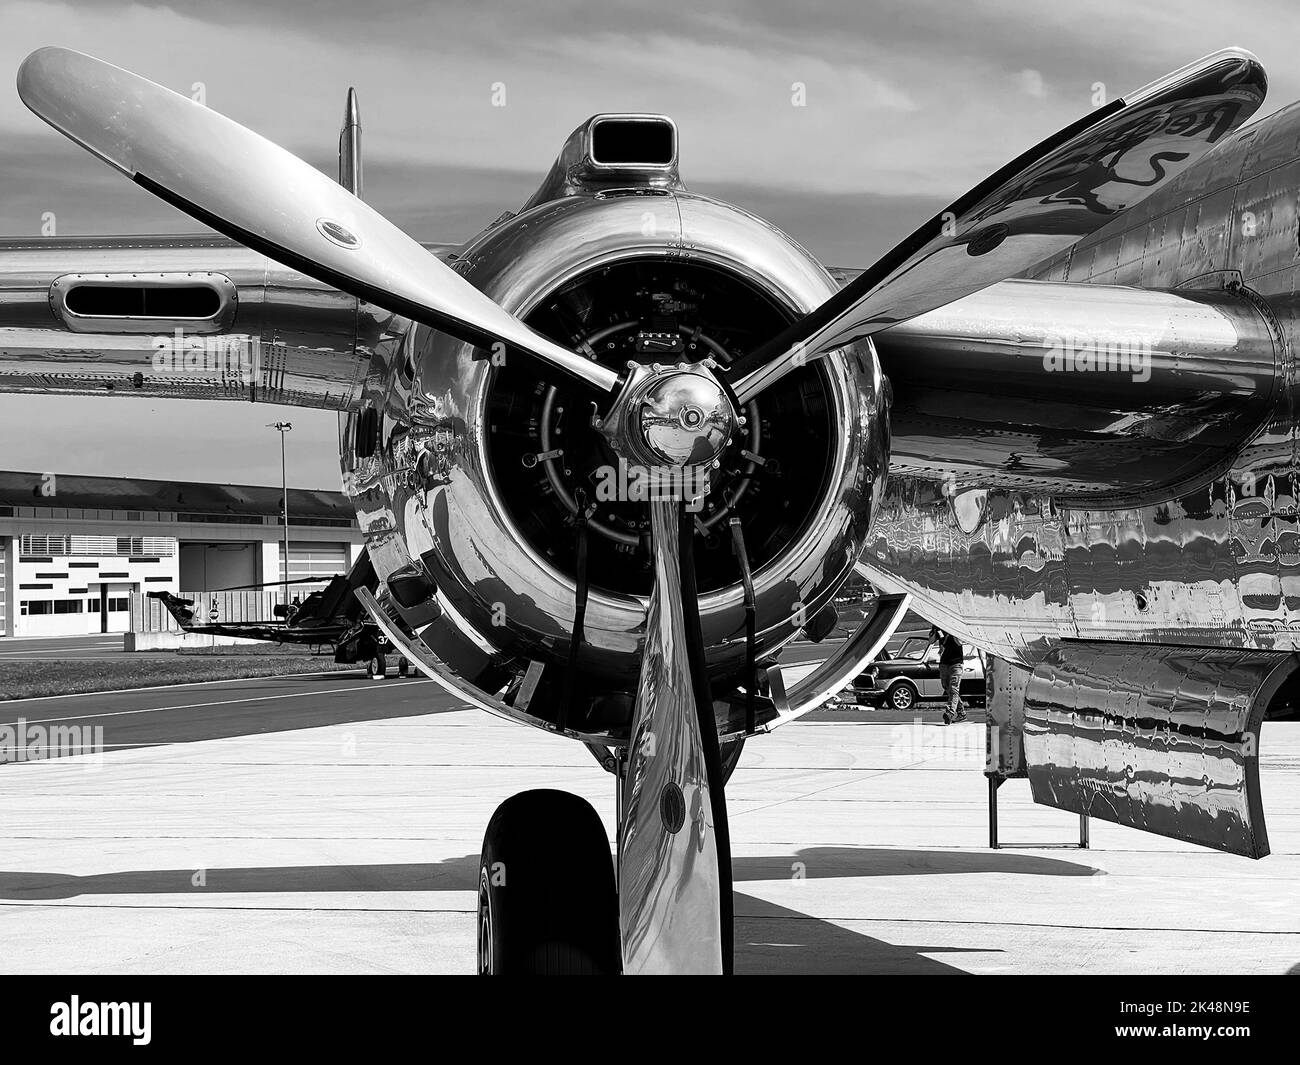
0,235,452,409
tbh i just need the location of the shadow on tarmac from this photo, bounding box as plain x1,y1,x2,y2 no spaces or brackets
0,845,1100,902
0,848,1063,974
0,676,458,756
0,844,1105,973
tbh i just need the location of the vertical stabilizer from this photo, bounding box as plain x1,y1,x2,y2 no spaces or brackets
339,87,362,198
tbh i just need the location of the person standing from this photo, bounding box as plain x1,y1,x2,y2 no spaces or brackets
930,625,968,724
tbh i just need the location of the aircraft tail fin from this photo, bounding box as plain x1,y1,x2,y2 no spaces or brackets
339,87,361,197
147,590,198,631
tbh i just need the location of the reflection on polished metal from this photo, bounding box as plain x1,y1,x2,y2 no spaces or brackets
730,47,1266,405
636,370,733,467
760,587,911,731
619,500,724,974
356,585,623,745
17,47,619,394
1021,642,1293,858
601,361,736,469
984,656,1032,780
875,278,1278,499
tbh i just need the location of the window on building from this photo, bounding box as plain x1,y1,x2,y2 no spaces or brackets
53,600,84,614
19,534,176,557
20,600,53,615
108,597,130,611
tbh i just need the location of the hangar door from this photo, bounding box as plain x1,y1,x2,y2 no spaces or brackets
179,542,258,593
278,541,348,592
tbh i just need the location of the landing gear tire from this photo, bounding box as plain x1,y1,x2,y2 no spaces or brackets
477,789,620,975
368,652,387,679
888,681,917,710
398,657,410,678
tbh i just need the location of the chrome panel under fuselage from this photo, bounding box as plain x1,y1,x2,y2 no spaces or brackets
858,100,1300,669
1020,641,1292,858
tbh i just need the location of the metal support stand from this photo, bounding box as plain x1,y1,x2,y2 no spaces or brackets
987,773,1089,850
988,775,1001,849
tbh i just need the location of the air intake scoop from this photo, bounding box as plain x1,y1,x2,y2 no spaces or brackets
521,114,682,210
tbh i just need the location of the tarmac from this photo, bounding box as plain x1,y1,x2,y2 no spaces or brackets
0,634,151,660
0,667,1297,974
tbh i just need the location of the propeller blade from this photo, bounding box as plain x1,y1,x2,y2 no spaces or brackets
17,47,619,394
731,47,1267,405
618,498,732,974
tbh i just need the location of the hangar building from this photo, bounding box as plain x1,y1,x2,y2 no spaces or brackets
0,471,362,638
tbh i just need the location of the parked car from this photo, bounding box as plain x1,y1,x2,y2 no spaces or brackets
852,636,986,710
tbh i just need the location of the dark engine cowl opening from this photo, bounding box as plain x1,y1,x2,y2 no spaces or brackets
485,258,834,596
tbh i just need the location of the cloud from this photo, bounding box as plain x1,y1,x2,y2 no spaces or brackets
0,0,1297,488
13,0,1291,201
1016,68,1046,98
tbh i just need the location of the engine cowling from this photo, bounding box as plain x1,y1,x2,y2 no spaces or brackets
344,187,887,730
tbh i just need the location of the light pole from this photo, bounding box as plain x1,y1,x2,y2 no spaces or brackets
267,422,292,609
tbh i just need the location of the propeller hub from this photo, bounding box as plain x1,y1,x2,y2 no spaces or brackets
633,369,734,467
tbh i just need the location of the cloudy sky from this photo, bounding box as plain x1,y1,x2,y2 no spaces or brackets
0,0,1295,488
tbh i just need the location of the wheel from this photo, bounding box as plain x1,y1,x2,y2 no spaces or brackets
888,680,918,710
398,657,410,677
368,652,387,679
478,789,620,975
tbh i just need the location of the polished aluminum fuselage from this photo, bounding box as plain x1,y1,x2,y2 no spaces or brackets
861,101,1300,668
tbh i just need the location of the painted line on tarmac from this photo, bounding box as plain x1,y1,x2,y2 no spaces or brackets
0,643,125,657
1,677,432,726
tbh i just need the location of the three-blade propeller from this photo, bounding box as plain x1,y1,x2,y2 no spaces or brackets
18,46,1266,411
728,47,1266,405
17,47,620,394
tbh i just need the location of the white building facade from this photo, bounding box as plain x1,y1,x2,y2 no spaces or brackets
0,472,362,638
